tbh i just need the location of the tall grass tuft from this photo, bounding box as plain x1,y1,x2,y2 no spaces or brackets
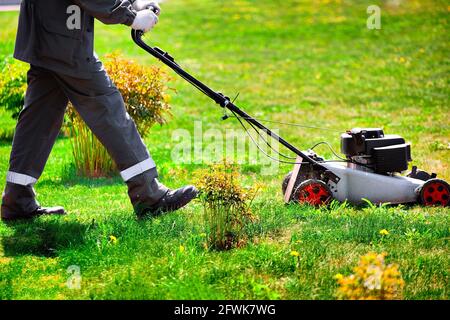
0,59,28,119
67,111,114,177
66,53,172,177
195,162,257,251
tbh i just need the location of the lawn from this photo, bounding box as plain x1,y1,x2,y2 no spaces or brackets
0,0,449,300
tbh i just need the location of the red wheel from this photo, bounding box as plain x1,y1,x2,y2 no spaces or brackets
420,179,450,207
281,166,317,202
293,179,332,206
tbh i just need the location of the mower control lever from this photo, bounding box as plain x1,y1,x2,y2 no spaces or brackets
217,92,231,108
154,47,176,62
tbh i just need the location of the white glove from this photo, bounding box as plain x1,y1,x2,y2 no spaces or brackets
132,0,161,16
131,9,158,32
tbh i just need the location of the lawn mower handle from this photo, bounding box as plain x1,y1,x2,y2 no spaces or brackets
131,30,339,182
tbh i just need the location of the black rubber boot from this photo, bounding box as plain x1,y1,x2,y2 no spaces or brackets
135,185,198,218
1,183,66,221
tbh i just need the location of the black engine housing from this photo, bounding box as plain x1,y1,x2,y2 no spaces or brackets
341,128,412,174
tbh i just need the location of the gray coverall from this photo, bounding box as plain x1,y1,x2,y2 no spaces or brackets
1,0,167,217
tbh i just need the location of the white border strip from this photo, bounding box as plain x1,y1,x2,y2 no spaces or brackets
6,171,37,186
120,158,156,182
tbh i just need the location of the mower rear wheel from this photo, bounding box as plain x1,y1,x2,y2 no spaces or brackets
419,179,450,207
282,168,318,201
293,179,332,206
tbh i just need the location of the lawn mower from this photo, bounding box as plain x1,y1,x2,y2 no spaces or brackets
131,30,450,207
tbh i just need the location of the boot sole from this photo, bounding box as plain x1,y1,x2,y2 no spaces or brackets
1,210,67,222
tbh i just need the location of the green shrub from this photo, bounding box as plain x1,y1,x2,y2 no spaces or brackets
0,59,28,119
194,162,257,251
67,53,172,177
0,127,15,141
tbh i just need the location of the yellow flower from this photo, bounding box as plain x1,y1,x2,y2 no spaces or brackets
179,245,185,253
290,250,300,257
334,273,344,280
379,229,389,236
109,235,118,244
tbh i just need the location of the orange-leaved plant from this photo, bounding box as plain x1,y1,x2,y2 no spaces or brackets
67,53,172,177
335,252,404,300
194,162,257,251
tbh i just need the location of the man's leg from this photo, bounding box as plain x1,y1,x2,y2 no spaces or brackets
1,66,68,220
52,67,196,217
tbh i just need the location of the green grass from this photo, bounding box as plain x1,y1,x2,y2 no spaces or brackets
0,0,449,300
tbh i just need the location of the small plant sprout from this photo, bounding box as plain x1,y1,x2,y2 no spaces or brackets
290,239,302,268
290,250,301,268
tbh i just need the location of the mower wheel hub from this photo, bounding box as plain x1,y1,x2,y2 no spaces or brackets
294,179,332,206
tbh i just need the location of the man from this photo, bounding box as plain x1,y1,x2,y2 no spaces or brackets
1,0,198,221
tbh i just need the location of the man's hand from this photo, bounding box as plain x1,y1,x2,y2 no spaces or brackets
131,9,158,32
132,0,161,16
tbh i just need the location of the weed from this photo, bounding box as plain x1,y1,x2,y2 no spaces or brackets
195,162,257,250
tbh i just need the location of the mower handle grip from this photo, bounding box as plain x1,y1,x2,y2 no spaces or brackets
130,3,158,42
132,29,145,43
149,5,160,16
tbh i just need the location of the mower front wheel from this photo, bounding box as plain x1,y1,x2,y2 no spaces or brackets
293,179,332,206
419,178,450,207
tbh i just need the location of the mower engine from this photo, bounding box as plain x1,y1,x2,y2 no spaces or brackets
340,128,411,174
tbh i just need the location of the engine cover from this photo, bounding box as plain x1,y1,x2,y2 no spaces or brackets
372,143,412,173
340,128,412,173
